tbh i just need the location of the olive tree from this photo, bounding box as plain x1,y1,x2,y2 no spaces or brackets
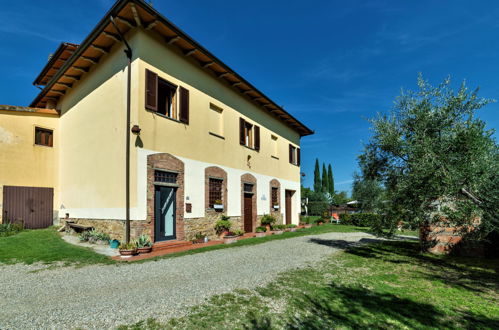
358,75,498,239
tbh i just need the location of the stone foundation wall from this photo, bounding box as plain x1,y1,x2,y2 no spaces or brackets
62,218,151,241
270,211,283,225
420,224,473,255
184,212,243,241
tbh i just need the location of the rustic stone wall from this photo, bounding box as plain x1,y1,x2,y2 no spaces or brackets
269,179,283,224
184,215,243,241
420,220,479,255
62,218,149,241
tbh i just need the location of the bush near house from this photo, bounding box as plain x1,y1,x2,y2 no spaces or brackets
0,223,23,237
307,201,329,216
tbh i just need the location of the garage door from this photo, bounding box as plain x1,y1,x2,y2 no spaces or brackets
2,186,54,229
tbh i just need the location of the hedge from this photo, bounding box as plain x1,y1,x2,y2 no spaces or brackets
307,201,329,216
339,213,382,227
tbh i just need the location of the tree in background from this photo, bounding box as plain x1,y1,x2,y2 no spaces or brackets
333,191,350,205
313,159,321,192
358,75,498,239
352,172,385,212
327,164,334,196
321,163,328,193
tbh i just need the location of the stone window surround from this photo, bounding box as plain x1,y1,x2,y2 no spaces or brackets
204,166,228,211
147,153,185,242
241,173,257,233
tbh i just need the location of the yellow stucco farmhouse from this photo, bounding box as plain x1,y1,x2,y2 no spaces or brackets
0,0,313,244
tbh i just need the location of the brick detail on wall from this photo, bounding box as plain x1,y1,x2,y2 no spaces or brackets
147,153,185,242
241,173,257,233
204,166,228,211
420,219,480,255
269,178,283,224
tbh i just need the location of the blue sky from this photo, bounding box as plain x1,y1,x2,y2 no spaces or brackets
1,0,498,193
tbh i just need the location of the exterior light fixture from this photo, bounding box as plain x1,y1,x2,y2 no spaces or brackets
131,125,141,135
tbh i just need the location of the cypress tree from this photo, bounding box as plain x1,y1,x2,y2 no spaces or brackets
313,159,321,192
328,164,334,195
321,163,328,193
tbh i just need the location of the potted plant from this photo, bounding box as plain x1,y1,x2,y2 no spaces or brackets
286,224,298,232
119,241,138,256
215,215,232,238
315,218,324,226
255,226,267,237
95,231,110,245
136,234,153,253
260,214,276,232
223,229,244,244
192,232,206,244
273,224,286,235
213,199,224,211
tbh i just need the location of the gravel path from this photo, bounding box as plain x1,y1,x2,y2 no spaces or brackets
0,231,375,329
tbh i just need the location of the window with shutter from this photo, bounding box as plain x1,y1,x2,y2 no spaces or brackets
239,118,245,145
179,86,189,124
254,125,260,151
34,127,53,147
297,148,301,166
289,144,297,165
145,69,158,111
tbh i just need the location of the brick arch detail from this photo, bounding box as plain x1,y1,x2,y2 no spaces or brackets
241,173,257,233
205,166,228,211
147,153,185,242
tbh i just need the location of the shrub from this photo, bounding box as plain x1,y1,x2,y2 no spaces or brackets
0,223,23,237
286,224,297,228
260,214,276,226
119,241,137,250
79,229,110,243
339,213,382,227
300,216,320,224
78,230,92,242
273,224,286,231
137,234,152,248
231,229,245,236
256,226,267,233
215,220,231,234
308,201,329,216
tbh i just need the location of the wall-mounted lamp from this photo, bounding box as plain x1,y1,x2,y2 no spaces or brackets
131,125,141,135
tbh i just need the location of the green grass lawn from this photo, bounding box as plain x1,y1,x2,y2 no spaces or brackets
0,228,114,266
120,240,499,329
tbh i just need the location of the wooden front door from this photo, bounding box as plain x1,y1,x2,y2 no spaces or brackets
154,185,177,242
243,193,253,233
2,186,53,229
285,190,293,225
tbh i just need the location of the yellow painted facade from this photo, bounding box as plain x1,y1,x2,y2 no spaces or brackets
0,110,59,223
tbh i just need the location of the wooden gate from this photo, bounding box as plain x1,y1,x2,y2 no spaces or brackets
2,186,53,229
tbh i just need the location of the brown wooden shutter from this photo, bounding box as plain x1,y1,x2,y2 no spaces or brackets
289,144,293,164
179,86,189,124
239,118,245,145
145,69,158,111
254,125,260,151
297,148,301,166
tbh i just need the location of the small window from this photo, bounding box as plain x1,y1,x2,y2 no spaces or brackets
209,178,223,207
271,135,278,157
289,144,300,166
271,187,278,205
35,127,53,147
209,103,223,137
243,183,254,193
155,170,177,184
158,78,178,119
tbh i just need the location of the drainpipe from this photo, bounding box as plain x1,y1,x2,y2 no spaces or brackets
110,16,133,244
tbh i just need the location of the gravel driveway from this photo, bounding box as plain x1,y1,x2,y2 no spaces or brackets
0,231,375,329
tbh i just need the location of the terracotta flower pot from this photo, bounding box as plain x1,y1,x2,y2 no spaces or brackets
223,235,238,244
119,249,137,256
137,246,152,254
265,224,271,232
273,230,284,235
255,232,266,237
219,230,229,239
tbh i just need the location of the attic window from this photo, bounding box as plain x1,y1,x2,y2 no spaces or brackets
35,127,53,147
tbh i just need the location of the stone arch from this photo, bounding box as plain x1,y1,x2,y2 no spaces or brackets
147,153,185,242
241,173,257,233
205,166,228,211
